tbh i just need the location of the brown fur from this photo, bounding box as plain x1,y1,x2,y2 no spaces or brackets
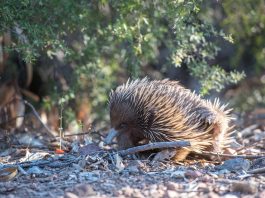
109,78,233,161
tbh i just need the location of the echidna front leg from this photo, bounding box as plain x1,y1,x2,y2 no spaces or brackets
117,130,146,149
173,148,191,161
117,131,135,149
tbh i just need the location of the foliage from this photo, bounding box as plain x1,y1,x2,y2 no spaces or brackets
222,0,265,73
232,87,265,113
0,0,244,123
220,0,265,112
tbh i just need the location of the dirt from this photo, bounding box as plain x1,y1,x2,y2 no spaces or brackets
0,118,265,198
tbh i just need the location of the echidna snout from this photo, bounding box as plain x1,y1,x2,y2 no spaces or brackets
106,78,233,161
106,102,147,149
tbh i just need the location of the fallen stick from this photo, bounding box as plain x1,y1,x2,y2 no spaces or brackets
198,151,265,159
118,141,190,156
247,167,265,174
1,155,79,169
24,100,55,138
59,131,91,137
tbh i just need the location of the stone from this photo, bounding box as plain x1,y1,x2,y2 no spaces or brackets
231,181,257,194
166,190,178,198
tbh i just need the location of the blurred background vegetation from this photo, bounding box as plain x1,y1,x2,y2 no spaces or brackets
0,0,264,132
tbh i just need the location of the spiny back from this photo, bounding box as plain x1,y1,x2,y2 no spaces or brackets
109,78,233,152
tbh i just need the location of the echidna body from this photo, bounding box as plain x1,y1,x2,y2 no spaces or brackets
107,78,233,161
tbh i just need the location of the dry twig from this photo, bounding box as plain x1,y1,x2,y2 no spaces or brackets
2,155,79,169
59,131,91,137
118,141,190,156
247,167,265,174
198,151,265,159
24,100,55,138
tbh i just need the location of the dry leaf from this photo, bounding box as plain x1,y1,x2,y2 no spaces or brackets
78,143,102,155
113,153,125,172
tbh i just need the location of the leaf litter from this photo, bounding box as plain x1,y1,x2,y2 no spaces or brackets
0,116,265,198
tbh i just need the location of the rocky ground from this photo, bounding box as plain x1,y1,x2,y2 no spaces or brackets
0,151,264,198
0,116,265,198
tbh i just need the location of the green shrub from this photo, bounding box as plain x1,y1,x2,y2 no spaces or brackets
0,0,244,123
222,0,265,72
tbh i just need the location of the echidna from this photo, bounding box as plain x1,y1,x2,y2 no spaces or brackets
106,78,233,161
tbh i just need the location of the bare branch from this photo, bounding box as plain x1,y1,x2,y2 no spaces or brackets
24,100,55,138
198,151,265,159
118,141,190,156
247,167,265,174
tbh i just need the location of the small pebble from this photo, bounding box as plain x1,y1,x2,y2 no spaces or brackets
149,184,157,190
231,181,257,194
122,186,134,196
258,190,265,198
64,192,79,198
166,190,178,198
184,170,202,178
215,158,251,172
72,184,96,196
222,194,238,198
207,192,220,198
166,181,180,191
133,190,145,198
